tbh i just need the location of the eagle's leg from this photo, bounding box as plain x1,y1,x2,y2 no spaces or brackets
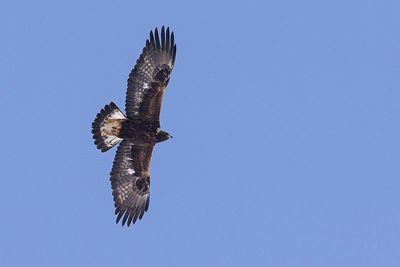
156,130,173,143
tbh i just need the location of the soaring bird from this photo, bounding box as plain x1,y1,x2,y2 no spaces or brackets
91,26,176,226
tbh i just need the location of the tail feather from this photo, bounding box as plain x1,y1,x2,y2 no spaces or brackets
92,102,126,152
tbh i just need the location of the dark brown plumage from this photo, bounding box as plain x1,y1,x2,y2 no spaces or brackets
91,26,176,226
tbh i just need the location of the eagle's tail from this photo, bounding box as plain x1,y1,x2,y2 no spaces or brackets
92,102,126,152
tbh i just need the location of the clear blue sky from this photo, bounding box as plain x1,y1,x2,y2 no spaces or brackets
1,0,399,266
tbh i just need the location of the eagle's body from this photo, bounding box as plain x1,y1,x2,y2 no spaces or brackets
119,118,171,144
91,26,176,227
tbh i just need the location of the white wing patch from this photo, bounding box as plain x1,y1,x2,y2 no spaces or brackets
142,82,150,90
127,168,135,175
130,80,152,116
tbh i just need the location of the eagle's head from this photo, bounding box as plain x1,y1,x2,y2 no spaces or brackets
156,129,173,143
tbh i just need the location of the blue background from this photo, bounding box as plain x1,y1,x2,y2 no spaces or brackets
1,0,399,266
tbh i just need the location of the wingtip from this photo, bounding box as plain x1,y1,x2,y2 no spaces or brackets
166,27,170,51
154,28,161,49
122,210,131,226
149,30,155,47
161,26,166,50
172,44,177,65
127,212,135,227
116,209,125,224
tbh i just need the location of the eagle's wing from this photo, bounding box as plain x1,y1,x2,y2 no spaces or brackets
125,26,177,126
110,140,154,226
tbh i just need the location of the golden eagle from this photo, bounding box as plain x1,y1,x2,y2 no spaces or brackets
91,26,176,226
